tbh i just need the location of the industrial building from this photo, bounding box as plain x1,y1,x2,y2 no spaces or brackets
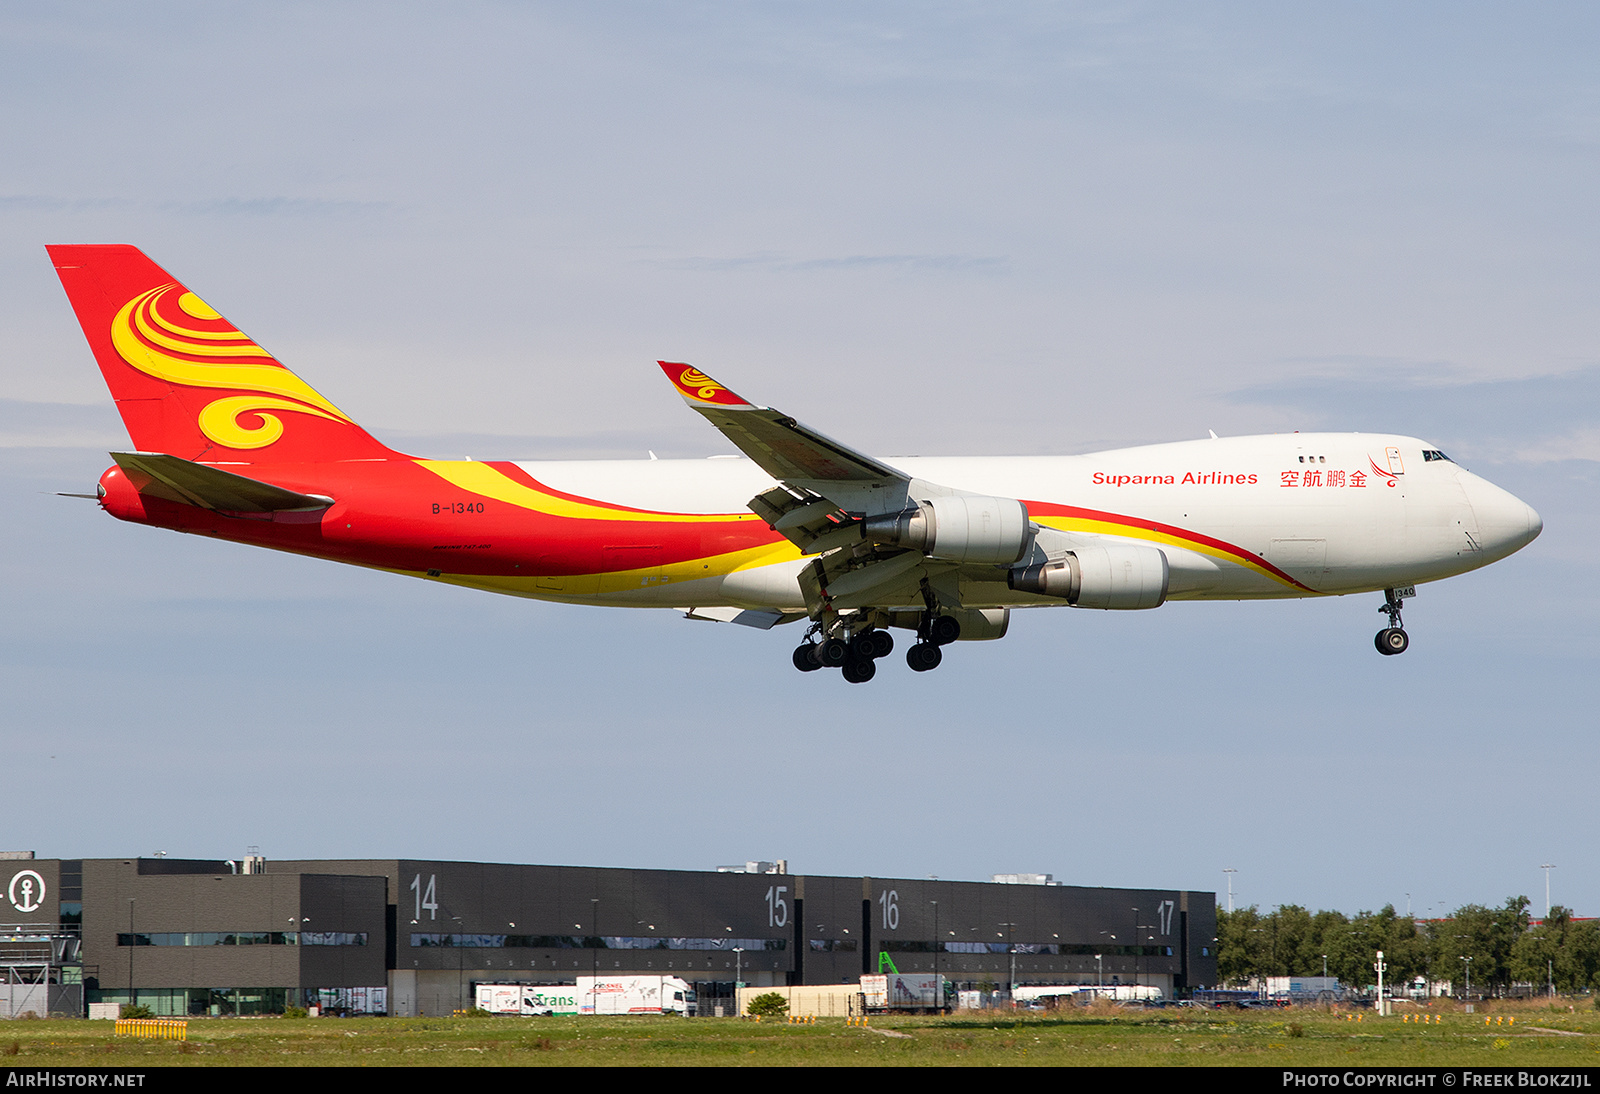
1,853,1216,1017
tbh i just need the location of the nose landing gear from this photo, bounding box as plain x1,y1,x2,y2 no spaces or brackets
1375,587,1411,655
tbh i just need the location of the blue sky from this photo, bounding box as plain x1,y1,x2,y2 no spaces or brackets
2,3,1595,920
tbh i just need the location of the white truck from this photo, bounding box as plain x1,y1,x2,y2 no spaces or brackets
576,975,697,1016
474,983,579,1016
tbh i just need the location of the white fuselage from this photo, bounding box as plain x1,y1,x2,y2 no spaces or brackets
508,432,1540,611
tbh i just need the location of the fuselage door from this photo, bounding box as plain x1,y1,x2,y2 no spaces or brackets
1267,538,1329,589
1385,447,1406,476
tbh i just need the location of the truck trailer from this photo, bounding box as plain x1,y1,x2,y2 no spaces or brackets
860,973,949,1013
576,975,697,1016
474,983,579,1016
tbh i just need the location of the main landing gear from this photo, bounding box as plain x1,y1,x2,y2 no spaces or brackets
1375,587,1410,656
906,612,960,673
792,627,894,683
791,613,962,683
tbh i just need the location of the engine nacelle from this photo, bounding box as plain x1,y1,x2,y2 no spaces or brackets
863,495,1031,565
1008,543,1169,610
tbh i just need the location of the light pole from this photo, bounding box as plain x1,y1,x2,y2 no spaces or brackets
1375,950,1387,1017
998,923,1017,997
1223,869,1237,913
451,915,464,1013
288,916,311,1013
930,900,941,1013
589,899,600,1016
127,899,136,1010
408,919,421,1016
1098,930,1117,994
1133,914,1160,1000
1541,864,1556,919
1250,927,1266,995
1131,908,1140,993
733,947,745,1013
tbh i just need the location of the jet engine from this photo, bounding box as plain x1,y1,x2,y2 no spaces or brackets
863,495,1032,564
1008,543,1169,609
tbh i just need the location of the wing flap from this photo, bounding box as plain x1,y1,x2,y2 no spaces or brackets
679,606,801,629
820,550,926,602
747,484,865,555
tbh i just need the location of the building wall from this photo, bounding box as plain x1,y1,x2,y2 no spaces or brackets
387,860,795,985
798,874,1198,987
64,859,386,1009
18,856,1216,1016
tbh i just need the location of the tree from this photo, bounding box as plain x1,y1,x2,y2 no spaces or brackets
1217,906,1264,984
1564,919,1600,991
1216,896,1542,997
1427,896,1530,997
1512,908,1562,993
746,992,789,1018
1512,907,1600,993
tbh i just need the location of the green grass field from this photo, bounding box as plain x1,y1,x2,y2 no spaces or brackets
5,1000,1600,1067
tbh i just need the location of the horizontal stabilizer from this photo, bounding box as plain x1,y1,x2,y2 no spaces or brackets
110,452,333,513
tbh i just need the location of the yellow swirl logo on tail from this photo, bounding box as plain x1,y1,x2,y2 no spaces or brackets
110,284,352,449
678,367,725,402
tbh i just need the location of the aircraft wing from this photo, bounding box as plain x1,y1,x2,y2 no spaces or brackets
657,362,913,527
658,362,1045,616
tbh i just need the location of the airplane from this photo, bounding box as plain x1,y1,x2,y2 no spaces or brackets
49,244,1543,682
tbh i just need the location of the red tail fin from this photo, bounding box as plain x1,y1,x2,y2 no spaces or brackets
48,244,402,463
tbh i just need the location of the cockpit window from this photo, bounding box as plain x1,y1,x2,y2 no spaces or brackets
1422,450,1452,462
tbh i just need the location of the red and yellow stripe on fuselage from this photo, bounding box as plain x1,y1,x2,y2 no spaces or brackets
104,457,1312,605
102,456,801,601
1027,502,1314,594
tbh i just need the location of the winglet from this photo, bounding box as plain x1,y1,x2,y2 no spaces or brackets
657,361,756,409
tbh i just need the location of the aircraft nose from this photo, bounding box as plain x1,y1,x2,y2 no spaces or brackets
1461,472,1542,558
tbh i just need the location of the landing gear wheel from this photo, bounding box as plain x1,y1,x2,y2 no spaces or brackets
1375,628,1409,656
818,638,849,667
1375,588,1409,655
792,644,822,672
870,630,894,659
907,642,943,672
849,632,880,661
929,615,962,645
841,657,877,684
